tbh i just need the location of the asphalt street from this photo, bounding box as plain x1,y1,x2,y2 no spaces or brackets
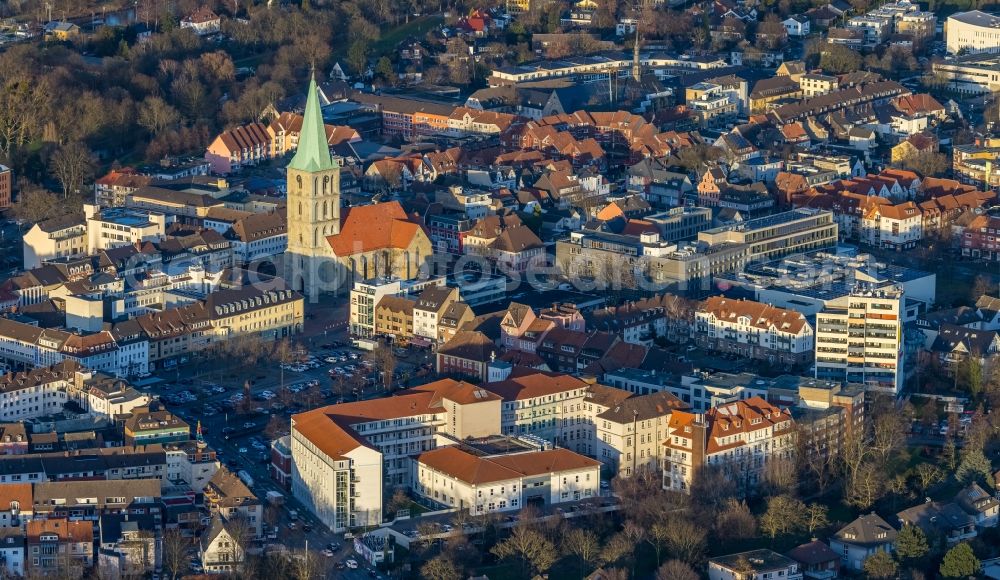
142,296,435,576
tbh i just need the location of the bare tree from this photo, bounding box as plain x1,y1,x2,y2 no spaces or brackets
49,141,95,196
871,395,908,463
661,515,707,565
563,527,601,575
656,559,699,580
763,456,799,496
847,462,885,510
491,524,557,577
714,498,757,541
137,96,180,135
367,345,397,391
9,185,74,223
162,528,192,580
0,74,51,157
420,556,462,580
291,549,329,580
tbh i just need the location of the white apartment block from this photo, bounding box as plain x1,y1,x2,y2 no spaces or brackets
22,217,87,270
815,285,904,395
415,446,600,515
84,204,170,254
594,391,686,478
662,397,796,493
290,379,502,532
485,370,592,443
861,201,923,250
695,296,815,367
0,361,148,423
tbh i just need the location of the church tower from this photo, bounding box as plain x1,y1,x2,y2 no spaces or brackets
284,74,341,300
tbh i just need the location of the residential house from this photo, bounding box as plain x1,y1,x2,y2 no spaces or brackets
180,6,221,35
436,330,499,382
205,123,272,175
786,540,841,580
897,501,978,544
22,214,88,270
204,468,263,539
594,391,688,478
412,286,460,344
0,527,24,577
829,513,897,572
26,519,94,578
200,517,245,574
0,483,31,528
783,14,811,36
954,482,1000,528
709,549,803,580
374,295,416,342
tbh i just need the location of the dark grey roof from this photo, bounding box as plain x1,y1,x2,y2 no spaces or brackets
833,513,897,547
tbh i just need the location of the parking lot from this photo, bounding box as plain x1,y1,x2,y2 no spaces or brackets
141,310,437,575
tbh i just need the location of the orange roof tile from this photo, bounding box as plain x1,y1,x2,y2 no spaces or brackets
326,201,427,256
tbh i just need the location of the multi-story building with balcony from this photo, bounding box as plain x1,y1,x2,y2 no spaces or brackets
662,397,795,494
25,519,93,578
694,296,814,367
290,379,502,532
814,285,904,394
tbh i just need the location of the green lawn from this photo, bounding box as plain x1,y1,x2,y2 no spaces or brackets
371,15,444,57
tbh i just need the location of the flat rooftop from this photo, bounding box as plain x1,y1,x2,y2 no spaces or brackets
718,250,932,299
701,208,825,235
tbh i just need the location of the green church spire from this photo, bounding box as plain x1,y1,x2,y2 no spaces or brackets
287,74,334,173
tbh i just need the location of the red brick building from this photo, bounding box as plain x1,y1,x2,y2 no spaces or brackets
0,165,11,210
961,214,1000,261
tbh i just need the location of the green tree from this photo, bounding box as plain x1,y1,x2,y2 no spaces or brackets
896,524,929,561
375,57,395,84
819,44,862,74
939,542,980,578
863,551,899,579
956,448,993,486
347,40,369,76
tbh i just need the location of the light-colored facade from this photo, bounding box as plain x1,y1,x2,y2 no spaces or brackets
290,379,502,532
946,11,1000,55
709,550,803,580
84,204,168,255
933,53,1000,94
594,391,686,478
662,397,796,494
284,77,342,301
696,209,839,264
349,277,445,339
415,446,601,515
814,286,904,395
22,218,87,270
486,370,592,443
695,297,815,367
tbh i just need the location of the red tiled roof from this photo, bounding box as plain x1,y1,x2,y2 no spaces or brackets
327,201,427,256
